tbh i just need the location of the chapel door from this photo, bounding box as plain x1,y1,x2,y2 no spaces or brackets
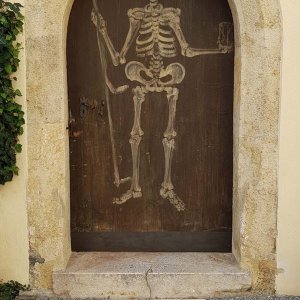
68,0,234,252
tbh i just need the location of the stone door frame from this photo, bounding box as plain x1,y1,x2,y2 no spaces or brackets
25,0,282,291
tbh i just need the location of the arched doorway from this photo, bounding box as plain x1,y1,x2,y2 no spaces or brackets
67,0,234,252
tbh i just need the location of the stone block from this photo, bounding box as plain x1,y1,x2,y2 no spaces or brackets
53,252,251,299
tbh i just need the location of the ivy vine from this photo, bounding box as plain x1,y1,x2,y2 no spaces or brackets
0,0,24,185
0,280,30,300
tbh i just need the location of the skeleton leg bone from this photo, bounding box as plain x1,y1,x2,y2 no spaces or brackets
160,87,185,212
113,86,146,205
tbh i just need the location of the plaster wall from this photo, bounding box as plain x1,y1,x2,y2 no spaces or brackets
276,0,300,295
0,0,29,284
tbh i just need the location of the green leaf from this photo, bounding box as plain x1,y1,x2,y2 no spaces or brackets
11,165,19,175
15,89,22,96
0,16,7,26
18,127,24,135
15,143,22,153
4,63,12,73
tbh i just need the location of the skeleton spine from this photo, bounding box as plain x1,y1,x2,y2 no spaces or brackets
149,50,163,79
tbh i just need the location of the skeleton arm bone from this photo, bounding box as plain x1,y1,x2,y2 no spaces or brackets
119,9,143,64
105,74,128,94
93,12,129,94
92,0,119,66
185,45,228,57
169,10,231,57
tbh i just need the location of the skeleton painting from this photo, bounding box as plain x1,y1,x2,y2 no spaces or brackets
91,0,233,212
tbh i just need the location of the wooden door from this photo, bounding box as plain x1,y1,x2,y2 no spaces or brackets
68,0,234,252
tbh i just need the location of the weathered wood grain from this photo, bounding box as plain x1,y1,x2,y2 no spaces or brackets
68,0,234,251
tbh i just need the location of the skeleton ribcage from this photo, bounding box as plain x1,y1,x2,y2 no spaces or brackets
136,16,177,59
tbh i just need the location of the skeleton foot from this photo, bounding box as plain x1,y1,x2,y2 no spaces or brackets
160,188,185,212
113,189,142,205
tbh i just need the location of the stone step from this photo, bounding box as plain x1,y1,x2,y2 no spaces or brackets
52,252,251,299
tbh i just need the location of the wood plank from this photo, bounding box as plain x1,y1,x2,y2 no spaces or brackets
68,0,234,251
71,231,232,252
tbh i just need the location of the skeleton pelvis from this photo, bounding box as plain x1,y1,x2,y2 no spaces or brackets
125,61,186,87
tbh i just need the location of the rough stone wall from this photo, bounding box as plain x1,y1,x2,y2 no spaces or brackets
229,0,281,293
24,0,282,291
25,0,74,288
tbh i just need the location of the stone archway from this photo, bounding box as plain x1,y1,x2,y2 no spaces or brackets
229,0,281,291
25,0,282,293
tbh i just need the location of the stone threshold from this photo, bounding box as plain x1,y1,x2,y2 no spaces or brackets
17,291,300,300
50,252,251,299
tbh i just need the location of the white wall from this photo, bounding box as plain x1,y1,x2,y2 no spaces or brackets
0,0,29,284
276,0,300,295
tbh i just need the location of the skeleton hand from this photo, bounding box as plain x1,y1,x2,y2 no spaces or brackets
218,42,233,54
218,43,232,54
217,22,234,54
91,8,120,66
91,9,107,33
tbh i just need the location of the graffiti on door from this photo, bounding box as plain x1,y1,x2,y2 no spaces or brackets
91,0,233,211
